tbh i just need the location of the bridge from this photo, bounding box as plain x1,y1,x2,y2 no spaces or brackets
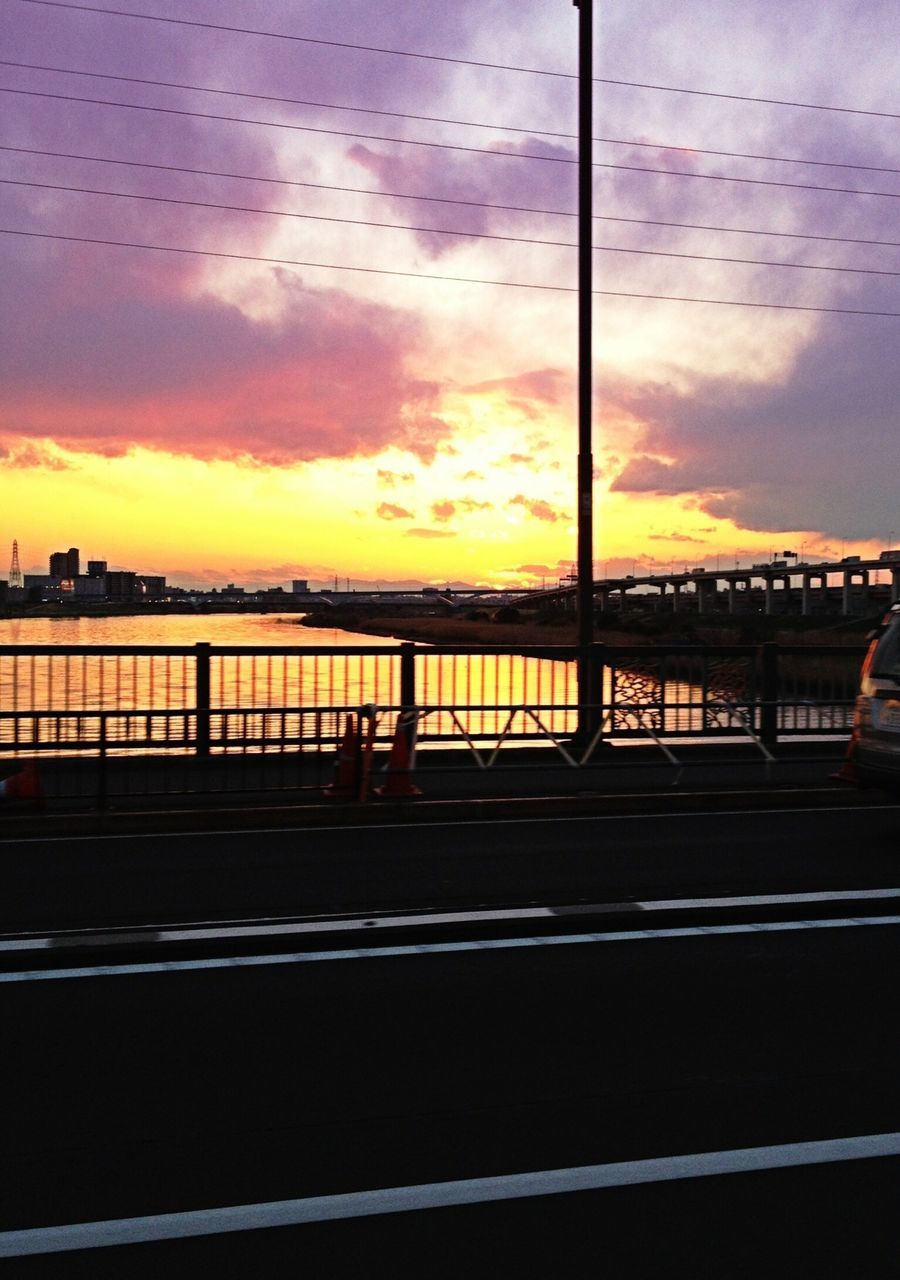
534,552,900,617
288,554,900,618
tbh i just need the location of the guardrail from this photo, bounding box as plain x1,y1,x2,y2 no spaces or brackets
0,640,865,806
0,641,864,759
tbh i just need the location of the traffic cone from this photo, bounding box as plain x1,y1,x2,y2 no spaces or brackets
830,728,859,785
0,760,43,804
323,716,359,799
375,716,422,798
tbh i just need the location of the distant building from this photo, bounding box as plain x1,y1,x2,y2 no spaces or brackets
137,575,166,600
72,575,105,598
292,579,309,593
105,570,136,601
49,547,80,578
24,575,64,602
87,560,107,577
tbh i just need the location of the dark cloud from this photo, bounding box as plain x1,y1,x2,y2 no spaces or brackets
609,317,898,538
405,528,456,538
431,500,455,521
347,142,576,259
0,255,449,464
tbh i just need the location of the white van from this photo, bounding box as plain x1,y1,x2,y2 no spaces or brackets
846,603,900,794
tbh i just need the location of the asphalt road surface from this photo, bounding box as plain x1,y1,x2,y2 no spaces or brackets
1,800,899,931
2,803,899,1273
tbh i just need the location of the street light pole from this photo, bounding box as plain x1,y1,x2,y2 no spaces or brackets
574,0,595,732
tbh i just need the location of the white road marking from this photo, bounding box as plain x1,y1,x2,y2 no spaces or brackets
2,1131,898,1257
3,887,900,953
1,801,896,844
2,914,899,983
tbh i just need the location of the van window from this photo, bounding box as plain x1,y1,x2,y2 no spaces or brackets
871,620,900,678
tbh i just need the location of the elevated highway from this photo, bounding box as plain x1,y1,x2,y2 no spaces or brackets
533,553,900,617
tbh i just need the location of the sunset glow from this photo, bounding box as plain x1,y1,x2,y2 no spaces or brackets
2,0,897,588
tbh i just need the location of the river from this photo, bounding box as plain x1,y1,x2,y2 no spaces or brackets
0,614,850,745
0,613,390,648
0,614,579,743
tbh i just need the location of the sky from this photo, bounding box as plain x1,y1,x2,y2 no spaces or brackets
1,0,898,589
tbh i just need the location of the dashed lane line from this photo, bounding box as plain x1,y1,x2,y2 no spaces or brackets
2,887,900,952
2,914,899,983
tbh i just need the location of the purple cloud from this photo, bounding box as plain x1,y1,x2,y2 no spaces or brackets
610,317,898,538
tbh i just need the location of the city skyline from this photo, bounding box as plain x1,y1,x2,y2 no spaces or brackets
7,533,900,598
2,0,898,588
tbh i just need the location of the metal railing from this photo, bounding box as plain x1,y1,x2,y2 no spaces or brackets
0,640,864,762
0,637,865,798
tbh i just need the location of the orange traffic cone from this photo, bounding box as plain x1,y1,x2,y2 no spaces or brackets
830,728,859,785
0,760,43,804
323,716,360,799
375,716,422,799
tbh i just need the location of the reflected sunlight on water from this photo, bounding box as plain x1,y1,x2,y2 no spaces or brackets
0,615,580,740
0,613,392,648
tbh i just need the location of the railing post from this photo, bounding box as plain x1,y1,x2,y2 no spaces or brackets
575,643,603,745
590,643,605,741
759,642,778,748
97,712,108,811
399,643,417,709
399,643,417,747
195,642,211,758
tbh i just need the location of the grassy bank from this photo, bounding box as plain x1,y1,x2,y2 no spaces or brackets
299,609,877,648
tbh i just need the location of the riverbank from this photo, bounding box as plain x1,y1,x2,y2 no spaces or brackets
298,609,875,648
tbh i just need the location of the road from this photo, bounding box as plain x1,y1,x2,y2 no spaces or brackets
1,802,899,1272
0,800,898,931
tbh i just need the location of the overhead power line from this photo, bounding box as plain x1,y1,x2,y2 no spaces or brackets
3,59,898,175
6,177,898,279
4,87,899,200
1,86,578,165
0,58,575,143
3,227,899,316
5,144,900,249
12,0,900,119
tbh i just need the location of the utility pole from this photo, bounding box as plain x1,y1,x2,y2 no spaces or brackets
574,0,595,735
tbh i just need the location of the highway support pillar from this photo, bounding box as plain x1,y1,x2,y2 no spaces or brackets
764,576,775,616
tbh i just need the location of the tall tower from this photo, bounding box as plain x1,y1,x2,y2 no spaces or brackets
9,540,23,588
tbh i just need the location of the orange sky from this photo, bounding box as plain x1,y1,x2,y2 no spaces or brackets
3,0,897,589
